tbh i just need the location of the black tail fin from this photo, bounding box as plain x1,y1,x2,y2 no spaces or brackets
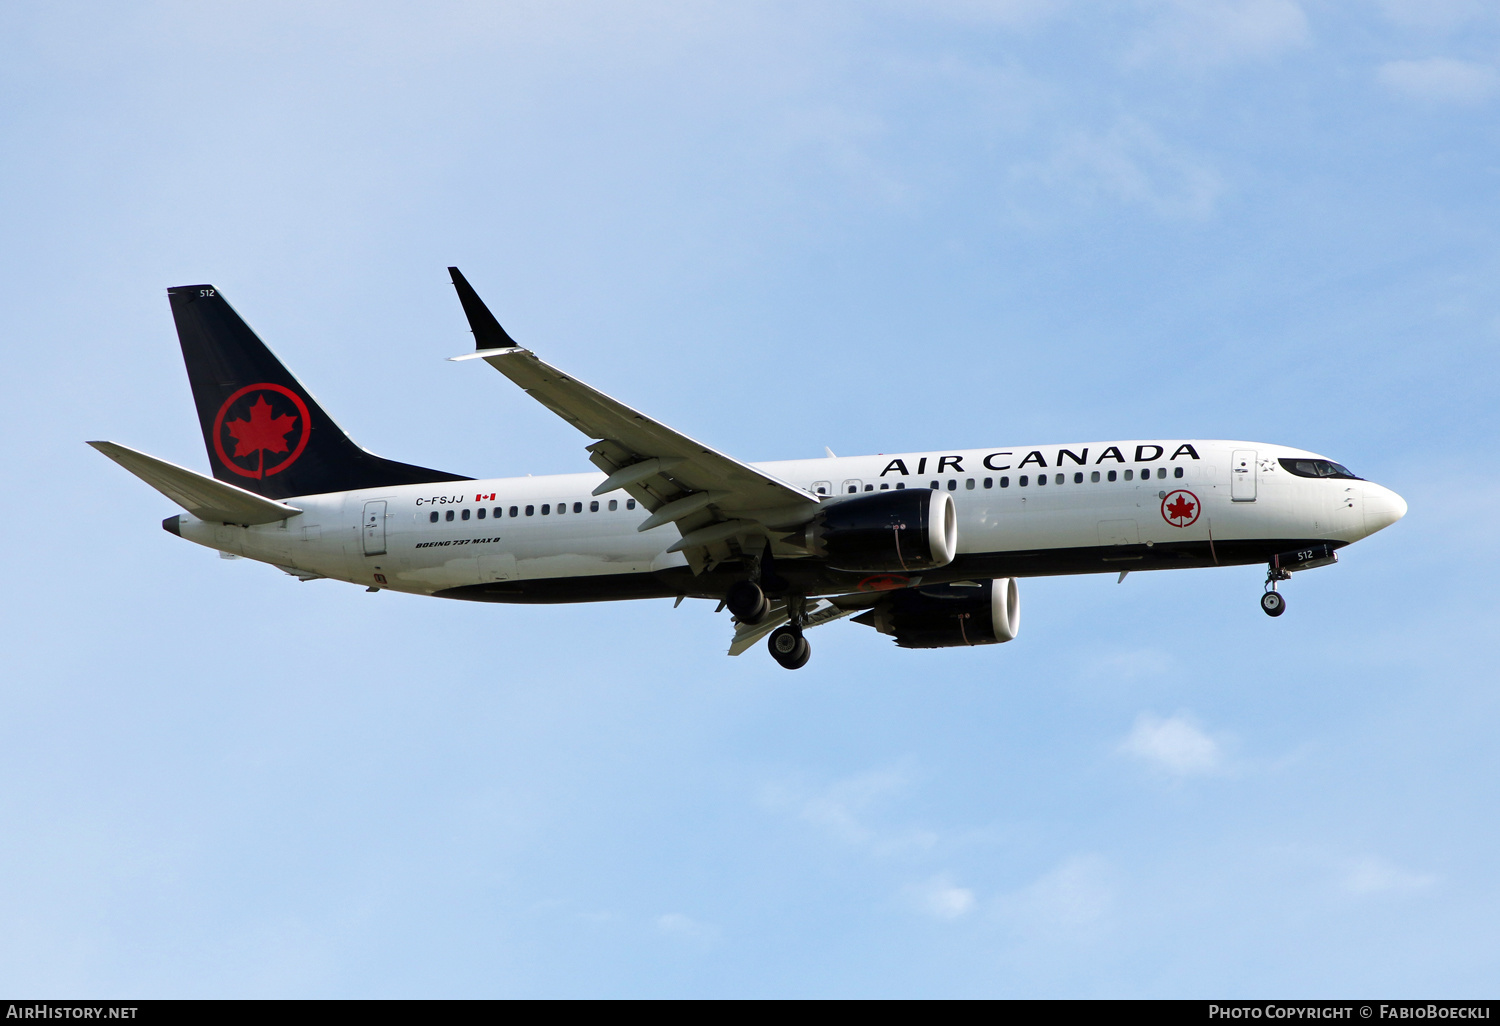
168,284,469,500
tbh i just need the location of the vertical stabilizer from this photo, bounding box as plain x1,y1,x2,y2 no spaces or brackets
168,284,469,499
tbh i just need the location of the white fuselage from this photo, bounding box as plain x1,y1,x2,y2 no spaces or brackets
173,439,1407,598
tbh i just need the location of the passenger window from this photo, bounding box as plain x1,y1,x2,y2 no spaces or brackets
1000,476,1009,488
574,502,583,513
609,500,618,511
477,507,486,520
864,484,874,491
1055,474,1064,485
1124,469,1134,481
947,480,957,491
525,505,534,516
930,481,939,489
462,508,471,520
1038,474,1047,486
509,506,518,518
590,501,599,512
879,483,889,490
1174,466,1184,479
983,477,993,489
429,511,439,523
445,509,455,521
1107,470,1117,482
1157,467,1166,479
626,499,636,510
1019,475,1029,486
965,479,975,490
895,482,906,490
493,507,502,518
1091,471,1100,483
542,504,550,515
1074,472,1083,484
812,481,831,496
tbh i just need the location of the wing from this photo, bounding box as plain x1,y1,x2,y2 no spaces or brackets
446,267,819,571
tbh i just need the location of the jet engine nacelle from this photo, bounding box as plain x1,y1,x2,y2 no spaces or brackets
800,488,956,573
853,578,1020,649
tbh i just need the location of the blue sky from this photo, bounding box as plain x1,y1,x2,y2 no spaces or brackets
1,0,1497,997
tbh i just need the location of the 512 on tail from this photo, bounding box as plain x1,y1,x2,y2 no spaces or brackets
92,269,1407,669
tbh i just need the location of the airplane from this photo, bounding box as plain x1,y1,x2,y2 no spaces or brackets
91,268,1408,669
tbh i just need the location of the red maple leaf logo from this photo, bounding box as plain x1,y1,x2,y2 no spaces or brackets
1166,495,1196,522
211,383,312,480
225,395,298,475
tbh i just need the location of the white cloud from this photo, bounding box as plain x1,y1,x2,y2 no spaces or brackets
1083,648,1174,681
998,855,1114,941
656,912,720,943
1128,0,1310,71
792,765,910,844
1119,711,1222,775
1340,856,1437,896
762,763,936,854
1376,0,1495,32
905,0,1067,27
1379,58,1499,104
904,874,977,920
1016,118,1223,219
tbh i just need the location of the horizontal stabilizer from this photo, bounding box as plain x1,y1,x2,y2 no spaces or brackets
88,441,302,525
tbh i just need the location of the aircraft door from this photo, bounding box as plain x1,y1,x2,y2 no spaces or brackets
1098,519,1139,546
1231,450,1257,502
841,479,864,494
362,500,387,555
479,552,517,582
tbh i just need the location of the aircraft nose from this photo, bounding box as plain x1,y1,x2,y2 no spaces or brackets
1363,483,1407,535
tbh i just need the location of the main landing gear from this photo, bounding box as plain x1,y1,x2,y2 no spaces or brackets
726,579,770,624
1261,564,1291,617
727,548,810,669
768,623,811,669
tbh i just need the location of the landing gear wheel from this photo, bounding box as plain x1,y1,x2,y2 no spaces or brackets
768,625,811,669
1260,591,1286,617
726,580,770,624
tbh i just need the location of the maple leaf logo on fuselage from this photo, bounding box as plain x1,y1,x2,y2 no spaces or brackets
1161,489,1201,528
1166,495,1195,522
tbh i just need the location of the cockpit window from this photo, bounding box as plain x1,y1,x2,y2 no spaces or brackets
1279,458,1361,480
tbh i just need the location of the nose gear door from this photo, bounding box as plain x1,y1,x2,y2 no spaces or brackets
1231,450,1257,502
362,500,388,556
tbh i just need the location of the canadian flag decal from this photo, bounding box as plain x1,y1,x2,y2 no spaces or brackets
476,492,496,501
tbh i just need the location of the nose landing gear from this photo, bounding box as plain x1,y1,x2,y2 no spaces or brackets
1261,564,1291,617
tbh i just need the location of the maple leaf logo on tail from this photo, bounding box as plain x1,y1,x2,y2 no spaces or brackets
211,383,312,480
227,396,298,475
1160,489,1201,527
